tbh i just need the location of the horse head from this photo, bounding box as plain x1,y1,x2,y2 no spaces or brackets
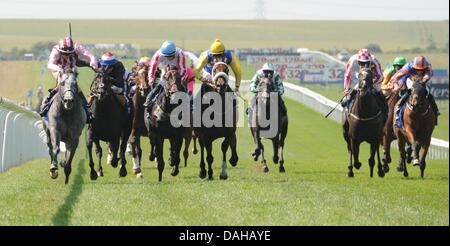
159,65,184,112
258,76,274,105
136,67,150,96
92,67,114,102
58,66,79,111
211,62,229,94
409,78,428,113
357,67,373,96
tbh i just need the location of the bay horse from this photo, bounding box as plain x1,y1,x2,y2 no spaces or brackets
44,66,86,184
194,62,238,180
129,65,151,178
250,76,288,173
144,66,186,182
87,68,132,180
393,78,435,178
342,67,385,178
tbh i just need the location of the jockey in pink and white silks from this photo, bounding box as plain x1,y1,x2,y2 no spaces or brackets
340,48,387,122
143,41,187,116
40,37,98,123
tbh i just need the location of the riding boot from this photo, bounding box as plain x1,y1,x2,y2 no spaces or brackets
375,90,388,123
144,84,163,119
278,96,287,114
394,90,410,127
40,88,58,118
427,93,440,125
341,90,356,108
78,91,94,124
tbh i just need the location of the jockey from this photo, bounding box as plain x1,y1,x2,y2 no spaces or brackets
247,63,286,125
194,38,242,95
380,56,407,96
143,41,187,116
40,37,97,123
98,52,132,114
341,48,387,121
392,55,439,125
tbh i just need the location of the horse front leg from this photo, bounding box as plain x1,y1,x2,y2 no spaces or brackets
229,132,238,167
198,138,206,179
63,140,79,184
352,139,362,170
86,131,98,180
396,134,408,177
192,134,198,155
381,134,391,173
49,129,60,179
131,134,143,178
156,136,165,182
205,140,214,180
94,141,103,177
347,140,354,178
119,132,129,178
272,136,280,165
170,137,182,177
419,144,430,178
220,138,229,180
251,127,261,161
376,145,385,178
183,132,192,167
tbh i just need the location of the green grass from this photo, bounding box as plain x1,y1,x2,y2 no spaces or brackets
0,20,448,53
0,97,448,226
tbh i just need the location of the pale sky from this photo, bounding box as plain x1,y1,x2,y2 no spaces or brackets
0,0,448,20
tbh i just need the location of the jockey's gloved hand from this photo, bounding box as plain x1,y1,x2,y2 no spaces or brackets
343,88,352,95
90,61,98,70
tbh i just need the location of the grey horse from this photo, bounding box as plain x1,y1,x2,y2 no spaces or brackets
43,67,86,184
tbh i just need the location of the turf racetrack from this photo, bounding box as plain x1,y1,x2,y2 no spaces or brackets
0,96,448,226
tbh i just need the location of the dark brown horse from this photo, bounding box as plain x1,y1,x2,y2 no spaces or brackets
129,65,151,178
342,67,385,178
144,67,186,182
250,76,288,173
194,62,238,180
87,68,133,180
394,78,435,178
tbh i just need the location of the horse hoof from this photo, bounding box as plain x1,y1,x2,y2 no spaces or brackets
97,170,104,177
90,170,98,180
50,169,58,179
412,159,420,165
348,172,354,178
403,172,409,178
220,174,228,180
383,165,390,173
354,162,362,170
378,170,385,178
64,177,69,184
59,160,65,167
229,156,238,167
406,156,412,164
263,165,269,173
192,149,198,155
279,166,285,173
119,167,127,177
171,168,179,177
199,169,207,179
208,175,214,181
136,173,144,179
111,160,118,168
149,154,156,162
396,165,404,172
273,156,279,164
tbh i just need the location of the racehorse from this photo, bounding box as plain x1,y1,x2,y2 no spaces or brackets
394,77,435,178
144,66,186,182
87,68,132,180
342,67,385,178
194,62,238,180
129,65,151,178
44,66,86,184
250,76,288,173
